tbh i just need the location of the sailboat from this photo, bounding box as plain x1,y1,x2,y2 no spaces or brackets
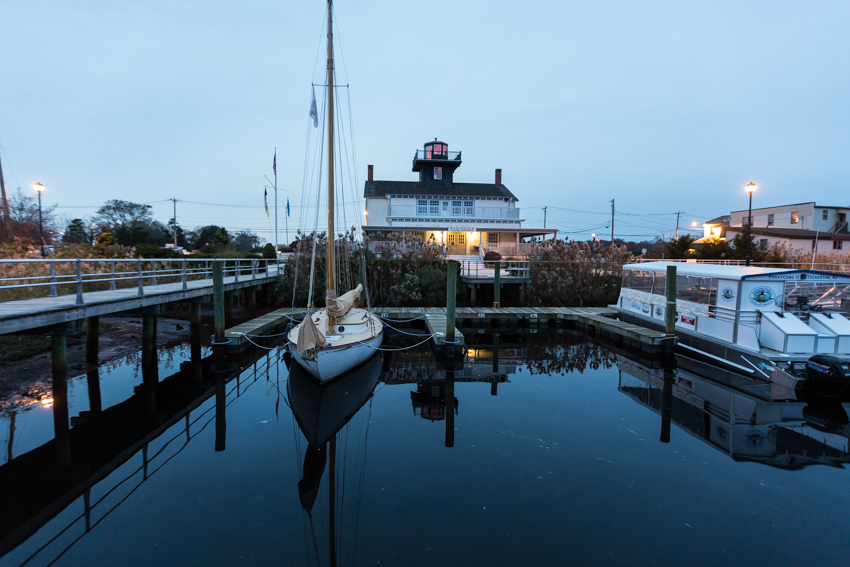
286,0,384,383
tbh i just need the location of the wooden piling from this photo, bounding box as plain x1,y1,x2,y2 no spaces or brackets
660,371,673,443
225,293,234,327
493,261,501,307
664,265,677,362
213,261,225,344
215,374,226,451
142,312,156,352
492,334,500,374
52,333,71,468
249,289,257,316
470,284,476,306
85,316,99,365
445,364,455,448
86,369,102,414
446,260,457,346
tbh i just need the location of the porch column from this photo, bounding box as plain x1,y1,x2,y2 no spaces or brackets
402,230,406,253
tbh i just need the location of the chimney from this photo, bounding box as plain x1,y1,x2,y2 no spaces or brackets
367,164,374,182
495,168,502,185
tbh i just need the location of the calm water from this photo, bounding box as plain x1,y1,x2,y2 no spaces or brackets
1,327,849,566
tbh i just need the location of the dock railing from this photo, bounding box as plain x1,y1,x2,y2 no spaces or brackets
0,257,279,304
460,260,530,280
633,258,850,273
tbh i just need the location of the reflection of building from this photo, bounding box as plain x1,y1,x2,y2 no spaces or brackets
617,356,850,470
363,140,555,257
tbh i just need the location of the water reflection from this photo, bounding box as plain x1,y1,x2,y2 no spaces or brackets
618,355,850,469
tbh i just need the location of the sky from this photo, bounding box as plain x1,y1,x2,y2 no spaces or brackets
2,0,849,245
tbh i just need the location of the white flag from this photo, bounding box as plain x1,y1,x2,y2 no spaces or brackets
309,87,318,128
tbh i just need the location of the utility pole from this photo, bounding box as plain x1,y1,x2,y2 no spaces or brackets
0,155,12,240
675,211,682,240
170,198,178,247
543,206,547,229
610,199,615,245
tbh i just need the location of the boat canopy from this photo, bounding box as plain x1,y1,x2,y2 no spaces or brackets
623,262,850,283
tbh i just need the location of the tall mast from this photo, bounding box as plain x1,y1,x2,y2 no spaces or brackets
326,0,336,326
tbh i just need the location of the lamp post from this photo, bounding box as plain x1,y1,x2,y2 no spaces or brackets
33,182,45,256
745,182,757,266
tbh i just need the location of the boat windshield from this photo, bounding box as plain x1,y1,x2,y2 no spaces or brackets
784,281,850,314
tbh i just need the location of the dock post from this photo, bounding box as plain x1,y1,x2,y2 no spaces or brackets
664,265,677,362
52,332,71,468
86,369,102,414
141,339,159,415
249,288,257,317
225,293,234,327
85,316,99,365
142,309,157,353
492,334,500,373
519,283,526,306
470,284,476,306
446,260,457,349
213,261,225,345
215,373,226,452
493,261,501,307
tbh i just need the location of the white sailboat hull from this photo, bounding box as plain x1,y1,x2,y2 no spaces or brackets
289,332,383,383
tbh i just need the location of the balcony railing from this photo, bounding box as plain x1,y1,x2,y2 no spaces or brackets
388,205,520,219
413,150,461,162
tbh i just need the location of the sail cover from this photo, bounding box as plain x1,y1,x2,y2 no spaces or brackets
326,284,363,318
296,314,327,353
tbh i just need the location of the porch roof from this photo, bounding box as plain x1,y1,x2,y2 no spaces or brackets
361,225,557,236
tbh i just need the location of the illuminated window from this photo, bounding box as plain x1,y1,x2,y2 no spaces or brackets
447,234,455,245
417,199,428,215
791,211,799,224
434,167,442,180
823,210,829,220
458,234,466,245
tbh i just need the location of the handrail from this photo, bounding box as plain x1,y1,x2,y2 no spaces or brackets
0,258,280,304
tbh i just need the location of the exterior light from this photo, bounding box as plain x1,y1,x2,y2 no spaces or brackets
745,182,756,193
691,221,697,227
33,182,45,193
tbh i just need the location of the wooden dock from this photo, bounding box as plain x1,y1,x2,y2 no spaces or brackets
222,306,669,357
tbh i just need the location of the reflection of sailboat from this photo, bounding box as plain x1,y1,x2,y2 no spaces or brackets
287,349,383,564
286,0,383,382
617,354,850,470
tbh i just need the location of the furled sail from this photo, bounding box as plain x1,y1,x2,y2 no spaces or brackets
326,284,363,318
296,314,327,353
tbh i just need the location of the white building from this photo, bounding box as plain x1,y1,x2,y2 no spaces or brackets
729,202,849,233
362,140,555,256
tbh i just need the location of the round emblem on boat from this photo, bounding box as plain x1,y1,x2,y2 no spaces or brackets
337,326,345,333
721,287,735,301
748,286,775,307
655,307,662,316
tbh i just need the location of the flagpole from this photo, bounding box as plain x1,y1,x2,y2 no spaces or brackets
274,148,278,254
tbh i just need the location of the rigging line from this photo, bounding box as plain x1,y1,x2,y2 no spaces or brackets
0,139,21,189
307,79,328,309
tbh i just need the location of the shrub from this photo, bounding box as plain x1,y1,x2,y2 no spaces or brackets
262,243,276,259
483,251,502,262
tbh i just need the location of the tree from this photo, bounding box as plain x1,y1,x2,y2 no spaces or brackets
63,218,93,244
166,218,189,248
664,235,695,259
190,225,229,249
695,238,730,260
96,231,117,250
94,200,153,234
231,230,261,252
262,242,276,259
728,232,765,261
212,229,229,245
4,188,58,244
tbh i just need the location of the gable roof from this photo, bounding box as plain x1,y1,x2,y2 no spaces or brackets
725,226,850,240
364,180,517,200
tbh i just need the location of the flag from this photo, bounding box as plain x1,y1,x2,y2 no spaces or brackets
264,188,269,217
286,198,290,218
309,87,318,128
273,151,276,176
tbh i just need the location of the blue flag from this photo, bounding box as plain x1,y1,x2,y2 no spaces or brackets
286,198,290,217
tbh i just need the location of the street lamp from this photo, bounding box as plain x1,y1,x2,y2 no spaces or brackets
33,182,45,256
744,182,757,266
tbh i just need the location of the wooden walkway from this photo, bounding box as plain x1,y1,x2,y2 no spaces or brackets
0,269,280,335
222,306,671,352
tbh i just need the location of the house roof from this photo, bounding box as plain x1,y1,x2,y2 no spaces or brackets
364,180,517,200
725,227,850,240
704,215,730,225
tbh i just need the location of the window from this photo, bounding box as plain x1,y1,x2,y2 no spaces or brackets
464,201,474,216
791,211,799,224
742,216,750,226
434,167,442,180
768,214,775,226
442,201,448,211
759,239,768,250
823,210,829,220
417,199,428,215
447,234,455,245
458,234,466,245
488,232,499,243
452,201,462,216
429,200,440,215
835,241,844,250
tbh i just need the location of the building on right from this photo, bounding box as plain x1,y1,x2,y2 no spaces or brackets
721,201,850,254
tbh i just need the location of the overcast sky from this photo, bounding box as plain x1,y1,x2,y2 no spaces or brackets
2,0,848,244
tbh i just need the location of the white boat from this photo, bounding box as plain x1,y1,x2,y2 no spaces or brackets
615,262,850,394
286,0,383,383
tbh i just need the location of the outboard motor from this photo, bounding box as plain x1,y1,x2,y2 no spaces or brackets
805,355,850,399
